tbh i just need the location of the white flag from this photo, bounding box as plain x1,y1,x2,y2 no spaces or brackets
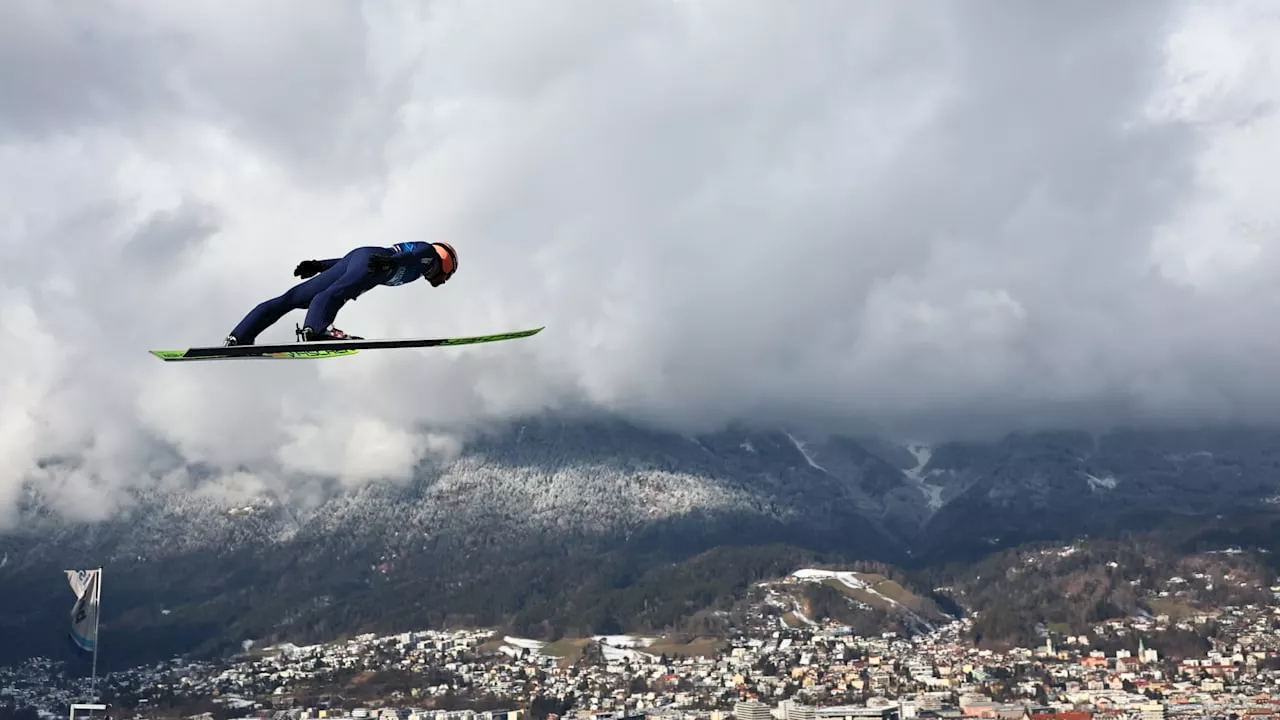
65,568,101,654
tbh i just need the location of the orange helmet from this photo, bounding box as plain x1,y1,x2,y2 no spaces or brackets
430,242,458,286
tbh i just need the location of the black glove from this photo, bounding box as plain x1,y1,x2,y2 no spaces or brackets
294,260,323,279
367,254,397,274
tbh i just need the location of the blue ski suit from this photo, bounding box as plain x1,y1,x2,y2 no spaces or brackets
228,242,443,344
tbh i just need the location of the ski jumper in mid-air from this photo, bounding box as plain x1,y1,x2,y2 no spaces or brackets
224,241,458,345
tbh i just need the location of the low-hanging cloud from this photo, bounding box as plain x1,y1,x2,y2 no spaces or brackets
3,0,1280,528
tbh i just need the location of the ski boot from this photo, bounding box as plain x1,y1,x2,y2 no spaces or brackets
296,323,364,342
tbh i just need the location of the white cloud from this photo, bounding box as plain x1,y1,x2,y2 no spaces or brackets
276,415,426,486
3,0,1280,527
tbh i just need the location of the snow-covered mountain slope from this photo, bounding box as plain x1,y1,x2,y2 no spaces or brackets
749,567,955,636
0,418,930,570
5,418,1280,670
912,427,1280,559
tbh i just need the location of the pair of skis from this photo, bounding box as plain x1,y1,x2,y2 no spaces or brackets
149,326,543,362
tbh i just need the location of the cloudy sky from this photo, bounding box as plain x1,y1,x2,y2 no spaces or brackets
3,0,1280,526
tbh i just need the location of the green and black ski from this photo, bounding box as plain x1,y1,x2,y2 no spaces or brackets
150,327,543,362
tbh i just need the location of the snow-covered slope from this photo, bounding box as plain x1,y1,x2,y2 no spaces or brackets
1,418,931,571
749,567,954,636
5,419,1280,670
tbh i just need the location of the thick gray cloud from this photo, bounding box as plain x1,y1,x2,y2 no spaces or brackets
2,0,1280,527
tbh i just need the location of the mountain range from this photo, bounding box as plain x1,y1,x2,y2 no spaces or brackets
4,416,1280,672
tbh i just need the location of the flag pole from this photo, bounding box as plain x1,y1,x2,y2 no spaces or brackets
91,567,102,699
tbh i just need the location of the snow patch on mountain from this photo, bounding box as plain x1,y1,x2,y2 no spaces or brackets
917,483,945,512
498,636,548,658
1083,472,1118,491
790,600,819,627
503,636,546,651
901,444,945,511
786,432,827,473
311,455,763,540
593,635,656,648
593,636,654,662
791,569,896,606
904,445,934,481
788,568,936,630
